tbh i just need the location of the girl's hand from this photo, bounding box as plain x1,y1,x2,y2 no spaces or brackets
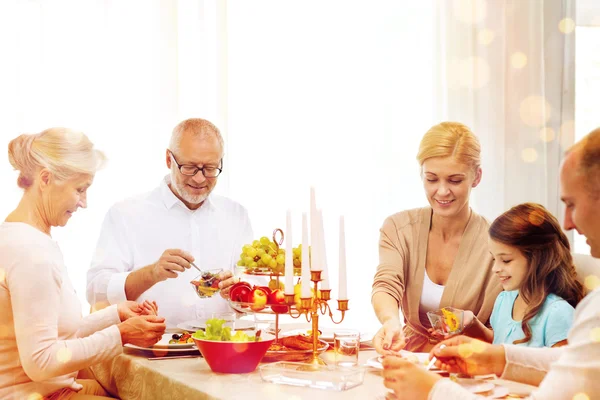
382,355,441,400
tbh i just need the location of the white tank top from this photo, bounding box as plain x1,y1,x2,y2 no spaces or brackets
419,270,445,327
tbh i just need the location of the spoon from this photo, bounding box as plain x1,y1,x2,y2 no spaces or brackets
189,261,202,273
426,344,446,371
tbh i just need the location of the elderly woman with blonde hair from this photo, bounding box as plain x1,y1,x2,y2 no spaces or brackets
0,128,166,400
371,122,502,353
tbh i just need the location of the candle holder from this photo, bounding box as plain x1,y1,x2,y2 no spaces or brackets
285,269,349,369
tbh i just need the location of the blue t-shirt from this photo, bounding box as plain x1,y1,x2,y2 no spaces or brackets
490,290,574,347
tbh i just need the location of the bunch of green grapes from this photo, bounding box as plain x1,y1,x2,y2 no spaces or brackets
237,236,305,274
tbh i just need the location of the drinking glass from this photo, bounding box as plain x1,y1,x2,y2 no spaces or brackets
334,329,360,367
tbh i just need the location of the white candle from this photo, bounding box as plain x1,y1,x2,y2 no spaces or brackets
338,215,347,300
284,209,294,295
301,212,311,298
309,186,321,271
317,210,330,290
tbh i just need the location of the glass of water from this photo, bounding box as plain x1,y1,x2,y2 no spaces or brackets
334,329,360,367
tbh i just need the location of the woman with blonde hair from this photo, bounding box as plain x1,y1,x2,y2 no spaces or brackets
372,121,502,353
0,128,166,399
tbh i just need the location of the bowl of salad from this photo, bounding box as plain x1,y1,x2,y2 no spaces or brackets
190,269,223,298
192,318,275,373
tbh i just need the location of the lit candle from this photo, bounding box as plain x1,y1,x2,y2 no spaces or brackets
310,186,321,271
284,209,294,295
301,212,311,298
317,210,330,290
338,215,347,300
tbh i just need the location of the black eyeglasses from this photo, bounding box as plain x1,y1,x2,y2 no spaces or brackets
168,150,223,178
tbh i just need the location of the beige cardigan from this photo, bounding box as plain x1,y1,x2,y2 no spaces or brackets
372,207,502,352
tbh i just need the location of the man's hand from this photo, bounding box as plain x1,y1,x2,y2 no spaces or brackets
430,335,506,376
218,270,238,299
382,356,441,400
117,300,159,321
151,249,195,282
373,319,406,354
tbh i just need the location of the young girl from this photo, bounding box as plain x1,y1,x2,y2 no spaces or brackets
462,203,585,347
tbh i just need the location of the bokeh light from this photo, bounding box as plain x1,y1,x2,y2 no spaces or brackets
539,127,556,143
459,57,491,90
559,18,575,34
519,96,552,128
590,327,600,343
458,343,474,358
453,0,487,25
528,210,545,226
511,52,528,69
477,29,495,46
521,148,538,163
572,393,590,400
584,275,600,291
56,347,73,363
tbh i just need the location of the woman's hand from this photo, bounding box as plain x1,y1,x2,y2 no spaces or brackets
117,300,159,321
430,335,506,376
427,310,476,340
373,319,406,354
382,355,441,400
118,315,166,348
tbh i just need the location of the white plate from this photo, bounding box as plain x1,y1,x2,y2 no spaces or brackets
365,352,443,373
486,385,510,399
282,328,373,343
177,319,256,332
124,343,199,353
455,378,495,394
123,333,195,350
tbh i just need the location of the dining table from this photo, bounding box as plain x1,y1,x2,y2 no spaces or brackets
90,340,538,400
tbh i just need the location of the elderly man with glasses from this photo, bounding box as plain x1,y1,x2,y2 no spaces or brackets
87,118,253,327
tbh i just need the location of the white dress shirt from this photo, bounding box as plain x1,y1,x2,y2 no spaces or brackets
428,287,600,399
0,223,122,399
87,176,253,327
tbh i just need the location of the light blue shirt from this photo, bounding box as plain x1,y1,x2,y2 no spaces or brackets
490,290,574,347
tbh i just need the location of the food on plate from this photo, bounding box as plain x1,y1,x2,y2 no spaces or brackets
236,236,306,275
169,333,194,344
190,270,222,298
192,318,260,342
278,334,313,350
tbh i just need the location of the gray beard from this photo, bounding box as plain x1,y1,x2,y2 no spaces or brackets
170,170,209,205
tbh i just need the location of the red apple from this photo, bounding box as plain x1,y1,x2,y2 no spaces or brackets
230,285,251,304
268,289,289,313
248,287,268,311
255,285,272,296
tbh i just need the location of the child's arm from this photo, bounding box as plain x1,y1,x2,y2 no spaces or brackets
462,311,494,343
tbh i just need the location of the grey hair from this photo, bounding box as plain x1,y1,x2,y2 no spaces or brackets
8,127,106,189
169,118,224,155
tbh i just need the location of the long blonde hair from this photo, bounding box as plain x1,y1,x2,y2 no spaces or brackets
417,122,481,170
8,127,106,188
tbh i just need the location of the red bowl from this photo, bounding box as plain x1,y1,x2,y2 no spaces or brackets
193,333,275,373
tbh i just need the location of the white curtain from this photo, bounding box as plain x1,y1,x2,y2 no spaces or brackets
0,1,437,328
433,0,575,229
0,0,224,314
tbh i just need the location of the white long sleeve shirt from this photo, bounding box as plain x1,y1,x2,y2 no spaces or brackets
429,288,600,399
0,222,123,400
86,176,253,328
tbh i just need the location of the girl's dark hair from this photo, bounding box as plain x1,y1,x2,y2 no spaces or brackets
489,203,585,345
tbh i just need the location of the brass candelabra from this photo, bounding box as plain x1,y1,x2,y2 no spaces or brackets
283,269,349,368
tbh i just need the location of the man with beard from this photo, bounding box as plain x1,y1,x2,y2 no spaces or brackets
87,119,252,327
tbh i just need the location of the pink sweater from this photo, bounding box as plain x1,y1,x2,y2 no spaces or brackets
0,222,123,399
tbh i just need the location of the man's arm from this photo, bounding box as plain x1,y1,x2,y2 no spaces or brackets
87,207,134,309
